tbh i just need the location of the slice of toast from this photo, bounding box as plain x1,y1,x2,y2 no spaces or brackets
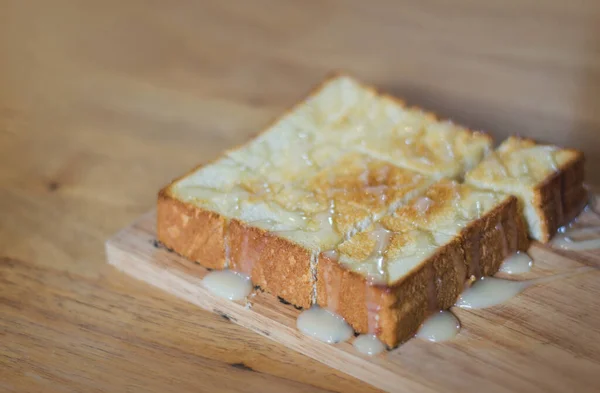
317,180,529,347
465,136,586,243
158,73,494,308
157,73,500,344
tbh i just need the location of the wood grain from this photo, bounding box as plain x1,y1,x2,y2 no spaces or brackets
106,211,600,393
1,0,600,392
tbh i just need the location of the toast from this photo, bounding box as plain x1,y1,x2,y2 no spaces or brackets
157,73,536,347
465,136,587,243
317,180,529,346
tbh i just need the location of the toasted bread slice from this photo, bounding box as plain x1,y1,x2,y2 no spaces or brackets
157,74,494,320
317,180,529,347
465,136,586,243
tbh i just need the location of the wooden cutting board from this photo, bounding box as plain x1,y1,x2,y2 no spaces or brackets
105,210,600,393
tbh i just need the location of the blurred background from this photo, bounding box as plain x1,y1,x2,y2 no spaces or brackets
3,1,600,198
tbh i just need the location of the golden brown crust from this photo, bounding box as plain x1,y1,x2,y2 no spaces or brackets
460,196,530,277
157,187,316,308
157,188,227,270
228,219,314,309
316,258,388,334
533,150,586,242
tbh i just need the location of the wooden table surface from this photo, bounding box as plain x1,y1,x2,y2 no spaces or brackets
1,1,599,392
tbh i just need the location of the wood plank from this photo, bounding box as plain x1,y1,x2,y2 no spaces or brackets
106,211,600,393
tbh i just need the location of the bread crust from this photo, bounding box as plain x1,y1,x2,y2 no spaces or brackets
157,189,316,308
228,219,314,309
460,195,530,277
157,189,227,270
316,196,528,348
533,150,586,242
